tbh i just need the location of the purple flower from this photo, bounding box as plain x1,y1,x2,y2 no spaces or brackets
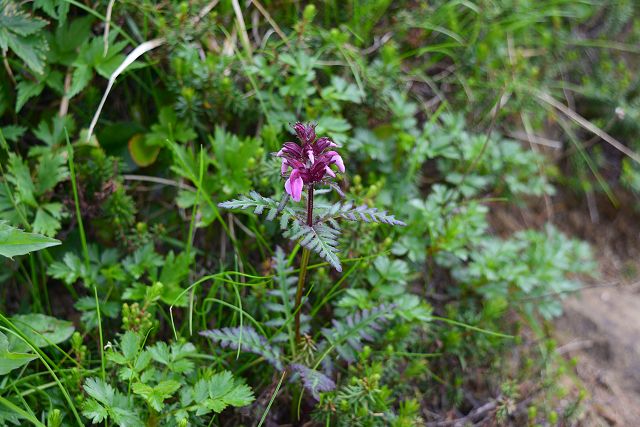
277,123,344,201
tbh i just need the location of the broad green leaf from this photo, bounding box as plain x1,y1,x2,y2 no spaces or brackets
0,351,38,375
0,221,60,259
0,331,37,375
9,313,74,352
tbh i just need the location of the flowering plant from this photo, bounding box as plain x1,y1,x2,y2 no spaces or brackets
219,122,405,341
278,123,344,202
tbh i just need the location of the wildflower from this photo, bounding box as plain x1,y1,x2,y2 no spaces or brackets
277,123,345,201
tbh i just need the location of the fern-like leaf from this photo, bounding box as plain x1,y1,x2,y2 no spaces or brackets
200,326,283,370
218,191,299,227
290,363,336,400
285,221,342,272
319,201,406,226
264,247,309,341
320,304,394,363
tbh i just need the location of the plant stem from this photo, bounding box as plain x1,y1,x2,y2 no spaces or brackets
294,184,314,344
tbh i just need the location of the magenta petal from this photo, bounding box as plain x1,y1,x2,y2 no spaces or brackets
285,169,304,201
325,165,336,178
281,159,289,175
327,152,345,172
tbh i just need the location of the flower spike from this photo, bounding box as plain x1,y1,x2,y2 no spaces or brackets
276,122,344,200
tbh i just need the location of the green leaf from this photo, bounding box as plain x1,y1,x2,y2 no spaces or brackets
33,0,69,24
33,115,76,146
81,399,108,424
32,203,63,237
67,64,91,99
52,16,93,59
0,125,26,142
0,331,37,375
132,380,180,412
9,313,74,352
6,153,36,206
82,378,143,427
0,221,60,259
47,251,84,284
84,377,115,405
121,331,140,361
36,151,68,194
191,371,255,415
145,106,196,146
0,1,49,74
15,79,45,112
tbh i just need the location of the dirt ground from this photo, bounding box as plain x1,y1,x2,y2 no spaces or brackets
492,193,640,426
554,200,640,427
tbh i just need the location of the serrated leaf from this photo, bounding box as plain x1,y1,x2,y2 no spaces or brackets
0,221,60,259
67,64,92,99
33,0,69,24
15,79,45,112
32,204,62,237
36,150,68,194
0,1,49,74
132,380,180,411
82,377,144,427
120,331,140,361
83,377,116,405
0,125,26,142
192,371,255,415
81,399,108,423
6,153,36,206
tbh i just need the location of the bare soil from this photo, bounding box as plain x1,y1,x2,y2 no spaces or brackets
491,192,640,426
